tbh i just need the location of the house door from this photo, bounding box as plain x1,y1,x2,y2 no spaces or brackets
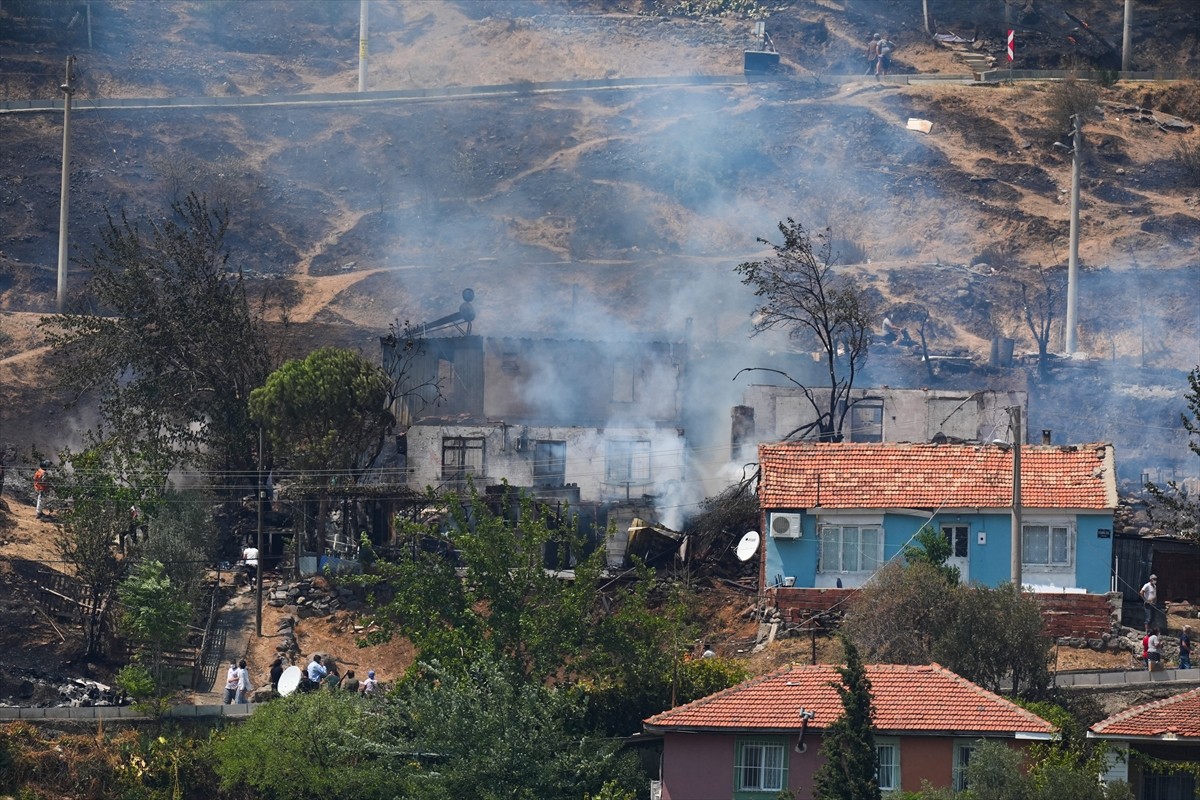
942,524,970,583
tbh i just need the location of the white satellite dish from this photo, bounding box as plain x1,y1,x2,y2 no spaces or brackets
736,530,761,562
277,665,302,697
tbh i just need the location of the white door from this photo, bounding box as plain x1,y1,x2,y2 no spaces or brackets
942,524,970,583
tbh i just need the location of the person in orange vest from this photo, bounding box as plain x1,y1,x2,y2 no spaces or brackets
33,461,50,519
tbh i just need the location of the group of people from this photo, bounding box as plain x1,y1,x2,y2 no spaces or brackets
864,32,896,77
1138,574,1193,672
302,654,379,695
223,659,254,704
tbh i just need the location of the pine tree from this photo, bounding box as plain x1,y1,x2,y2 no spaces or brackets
813,636,881,800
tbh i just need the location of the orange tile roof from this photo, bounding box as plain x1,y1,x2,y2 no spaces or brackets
644,663,1057,737
1090,687,1200,739
758,441,1117,510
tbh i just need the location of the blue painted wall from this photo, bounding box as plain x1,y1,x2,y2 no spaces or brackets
763,510,1113,591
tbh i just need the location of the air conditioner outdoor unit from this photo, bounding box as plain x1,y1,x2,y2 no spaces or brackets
769,512,802,539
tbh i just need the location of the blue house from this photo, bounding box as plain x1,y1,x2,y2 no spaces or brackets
757,441,1118,592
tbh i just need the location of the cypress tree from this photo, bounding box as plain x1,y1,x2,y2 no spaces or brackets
813,636,881,800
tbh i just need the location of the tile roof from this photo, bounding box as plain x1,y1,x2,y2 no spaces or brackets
644,663,1056,737
1090,687,1200,739
758,441,1117,510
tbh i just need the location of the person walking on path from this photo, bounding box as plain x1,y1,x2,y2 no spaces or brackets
1181,626,1192,670
1140,574,1159,630
235,658,252,704
223,662,239,705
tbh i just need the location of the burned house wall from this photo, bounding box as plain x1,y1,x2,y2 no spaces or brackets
740,386,1025,445
382,334,485,425
404,422,687,505
482,337,684,425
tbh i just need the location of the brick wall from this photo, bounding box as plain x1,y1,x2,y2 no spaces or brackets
1035,591,1119,639
770,587,1118,638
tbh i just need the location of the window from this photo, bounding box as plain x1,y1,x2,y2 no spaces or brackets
849,399,884,442
734,738,786,794
606,440,651,484
818,524,883,573
442,437,484,481
953,741,978,792
1143,772,1196,800
1022,523,1073,567
612,364,635,403
941,524,969,558
532,441,566,487
876,739,900,792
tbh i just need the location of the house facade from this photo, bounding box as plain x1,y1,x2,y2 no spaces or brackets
643,663,1057,799
733,386,1028,460
1090,687,1200,799
757,441,1118,591
383,333,690,507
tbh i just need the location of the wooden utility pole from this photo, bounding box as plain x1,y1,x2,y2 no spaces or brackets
1009,406,1023,589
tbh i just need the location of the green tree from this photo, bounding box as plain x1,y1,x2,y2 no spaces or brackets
843,561,957,665
813,636,881,800
211,691,393,800
901,525,961,585
248,346,395,481
386,657,645,800
131,494,217,606
735,219,877,441
117,559,190,684
54,448,137,657
40,194,272,487
934,582,1052,698
1147,366,1200,540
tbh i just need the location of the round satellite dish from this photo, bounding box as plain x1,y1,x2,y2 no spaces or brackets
277,665,302,697
736,530,761,562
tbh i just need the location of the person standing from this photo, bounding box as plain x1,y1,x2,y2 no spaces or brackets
223,662,240,705
701,643,716,659
1140,574,1158,630
876,34,895,77
1181,626,1193,670
1147,627,1162,673
235,658,252,704
33,461,50,519
342,670,360,693
241,542,259,590
307,654,328,686
361,670,378,695
864,33,881,76
269,657,285,694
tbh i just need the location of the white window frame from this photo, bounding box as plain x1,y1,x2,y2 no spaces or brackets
818,518,884,574
941,523,969,559
876,737,900,792
1021,519,1075,569
734,737,787,794
953,740,978,792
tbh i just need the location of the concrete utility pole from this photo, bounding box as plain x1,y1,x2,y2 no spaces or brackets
1064,115,1082,354
256,428,265,637
56,55,75,313
1122,0,1133,72
1009,406,1023,590
358,0,369,92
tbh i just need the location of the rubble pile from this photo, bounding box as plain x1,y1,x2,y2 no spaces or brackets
265,577,364,619
0,669,127,708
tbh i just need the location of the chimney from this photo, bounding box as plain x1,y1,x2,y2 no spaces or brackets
1041,429,1052,445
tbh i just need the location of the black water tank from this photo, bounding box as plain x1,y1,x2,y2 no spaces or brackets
744,50,780,73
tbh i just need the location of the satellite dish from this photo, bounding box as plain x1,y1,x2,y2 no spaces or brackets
736,530,761,562
277,665,302,697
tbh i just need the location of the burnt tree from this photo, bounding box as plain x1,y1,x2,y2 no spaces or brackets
736,219,876,442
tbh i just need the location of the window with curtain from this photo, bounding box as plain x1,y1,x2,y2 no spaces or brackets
876,740,900,792
1022,523,1073,567
734,738,786,795
818,524,883,573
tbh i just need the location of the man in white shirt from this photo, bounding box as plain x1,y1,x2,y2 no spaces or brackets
242,544,259,590
307,654,328,686
1140,574,1158,630
223,662,239,705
